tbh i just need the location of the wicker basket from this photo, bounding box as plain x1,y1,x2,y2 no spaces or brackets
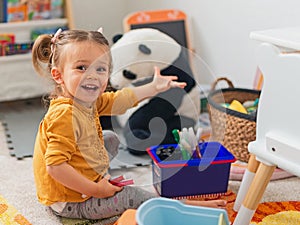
207,77,261,162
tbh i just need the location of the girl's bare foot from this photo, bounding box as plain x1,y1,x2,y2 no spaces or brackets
185,199,227,209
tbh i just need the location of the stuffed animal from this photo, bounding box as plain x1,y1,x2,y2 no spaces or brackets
110,28,200,155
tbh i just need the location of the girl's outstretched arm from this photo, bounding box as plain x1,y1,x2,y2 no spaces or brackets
132,66,187,102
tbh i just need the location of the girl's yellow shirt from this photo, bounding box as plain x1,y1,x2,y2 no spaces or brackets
33,88,138,205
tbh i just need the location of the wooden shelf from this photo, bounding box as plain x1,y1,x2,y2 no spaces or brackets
0,0,73,102
0,18,67,30
0,18,68,102
0,18,68,42
0,53,31,63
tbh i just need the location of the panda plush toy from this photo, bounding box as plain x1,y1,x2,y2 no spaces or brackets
110,28,200,155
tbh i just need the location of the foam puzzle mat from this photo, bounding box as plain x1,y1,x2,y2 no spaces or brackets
0,98,46,159
0,98,151,168
110,143,151,170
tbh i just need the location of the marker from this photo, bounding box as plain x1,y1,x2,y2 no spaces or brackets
194,143,202,158
172,129,180,143
189,127,201,158
110,175,125,183
109,175,134,187
179,129,192,160
109,179,134,187
196,127,203,141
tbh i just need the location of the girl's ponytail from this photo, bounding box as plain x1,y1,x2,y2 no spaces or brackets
31,34,53,77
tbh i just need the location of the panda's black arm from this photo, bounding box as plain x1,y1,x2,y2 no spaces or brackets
161,48,196,93
128,94,180,129
148,87,185,119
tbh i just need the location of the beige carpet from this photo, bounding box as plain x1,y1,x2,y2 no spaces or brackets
1,122,300,225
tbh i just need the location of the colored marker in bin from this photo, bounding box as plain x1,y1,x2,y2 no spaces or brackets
172,128,201,160
172,129,180,143
188,127,202,158
172,129,190,160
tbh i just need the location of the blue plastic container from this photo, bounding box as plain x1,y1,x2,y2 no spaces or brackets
147,142,236,198
136,198,230,225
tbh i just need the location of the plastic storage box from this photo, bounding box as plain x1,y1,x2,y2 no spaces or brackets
136,198,230,225
147,142,236,198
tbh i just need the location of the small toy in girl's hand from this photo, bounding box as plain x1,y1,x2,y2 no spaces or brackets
110,179,134,187
109,175,134,187
109,175,125,183
81,175,134,198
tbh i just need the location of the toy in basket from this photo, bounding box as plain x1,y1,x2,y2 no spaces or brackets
147,141,236,199
136,198,230,225
207,77,261,162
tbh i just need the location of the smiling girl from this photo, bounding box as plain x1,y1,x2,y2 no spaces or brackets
31,28,226,221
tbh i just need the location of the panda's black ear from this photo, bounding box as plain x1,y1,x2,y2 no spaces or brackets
112,34,123,43
138,44,151,55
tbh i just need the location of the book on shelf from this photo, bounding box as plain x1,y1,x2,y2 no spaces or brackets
6,0,27,22
1,42,33,56
0,33,15,44
31,25,68,41
0,33,15,56
1,0,64,23
0,0,8,22
27,0,51,20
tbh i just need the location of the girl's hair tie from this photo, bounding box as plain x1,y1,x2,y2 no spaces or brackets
51,28,62,52
97,27,103,34
51,28,62,43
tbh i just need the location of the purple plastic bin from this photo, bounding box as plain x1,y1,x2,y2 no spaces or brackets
147,142,236,198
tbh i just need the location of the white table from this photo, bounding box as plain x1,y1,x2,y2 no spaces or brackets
233,27,300,225
250,26,300,51
250,27,300,90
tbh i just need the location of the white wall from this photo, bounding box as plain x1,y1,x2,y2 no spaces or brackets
71,0,300,88
70,0,128,42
